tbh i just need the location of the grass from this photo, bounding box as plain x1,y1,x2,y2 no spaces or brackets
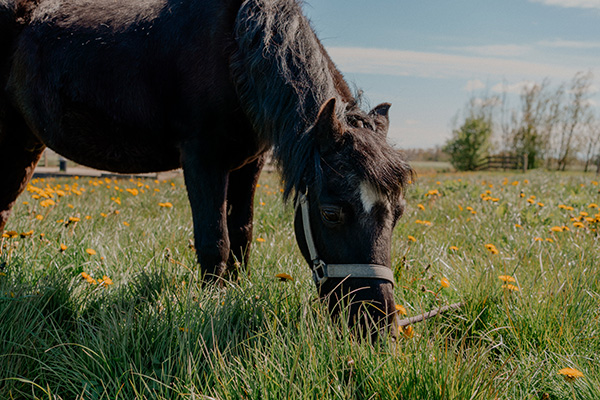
1,169,599,399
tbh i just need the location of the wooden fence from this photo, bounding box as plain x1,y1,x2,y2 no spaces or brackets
476,154,528,172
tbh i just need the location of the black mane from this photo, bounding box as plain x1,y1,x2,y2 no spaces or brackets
231,0,411,201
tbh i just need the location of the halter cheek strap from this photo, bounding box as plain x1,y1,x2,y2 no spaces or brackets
296,191,395,288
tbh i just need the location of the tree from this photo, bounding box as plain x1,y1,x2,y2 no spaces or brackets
555,71,594,171
508,81,553,169
581,112,600,173
444,96,496,171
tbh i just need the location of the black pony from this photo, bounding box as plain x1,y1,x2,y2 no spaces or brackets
0,0,412,336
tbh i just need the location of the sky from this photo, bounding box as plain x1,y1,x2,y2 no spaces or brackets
302,0,600,149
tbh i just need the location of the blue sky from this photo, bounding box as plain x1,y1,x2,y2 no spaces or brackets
303,0,600,149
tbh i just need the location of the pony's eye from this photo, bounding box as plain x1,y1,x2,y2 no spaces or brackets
320,207,342,224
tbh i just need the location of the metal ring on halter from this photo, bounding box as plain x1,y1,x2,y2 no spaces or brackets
295,190,395,287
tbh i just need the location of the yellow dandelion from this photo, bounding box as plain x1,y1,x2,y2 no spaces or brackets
485,244,499,254
558,367,584,382
60,243,67,252
85,248,97,256
400,325,414,339
81,272,97,285
515,224,522,228
20,230,34,238
275,273,293,281
498,275,516,283
395,304,407,316
100,275,114,285
449,245,459,251
550,226,563,232
573,222,585,228
502,284,519,292
440,277,450,288
407,235,417,242
40,199,55,207
534,237,543,242
159,202,173,208
417,204,425,211
35,214,44,221
123,221,130,227
68,217,80,222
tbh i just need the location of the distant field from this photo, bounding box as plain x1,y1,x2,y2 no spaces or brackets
1,169,599,399
408,161,454,175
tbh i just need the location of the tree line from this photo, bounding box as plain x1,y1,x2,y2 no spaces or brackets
444,71,599,172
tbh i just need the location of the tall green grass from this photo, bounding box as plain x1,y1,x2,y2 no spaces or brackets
1,170,598,399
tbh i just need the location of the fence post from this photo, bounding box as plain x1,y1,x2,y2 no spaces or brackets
59,156,67,172
523,153,528,173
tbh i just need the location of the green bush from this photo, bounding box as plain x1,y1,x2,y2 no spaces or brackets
444,115,492,171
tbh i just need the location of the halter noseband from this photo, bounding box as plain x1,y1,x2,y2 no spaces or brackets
296,191,395,288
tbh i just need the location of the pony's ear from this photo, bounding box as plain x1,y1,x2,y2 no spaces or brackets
369,103,391,135
314,98,343,151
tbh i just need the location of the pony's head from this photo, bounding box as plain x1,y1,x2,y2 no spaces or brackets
292,97,412,339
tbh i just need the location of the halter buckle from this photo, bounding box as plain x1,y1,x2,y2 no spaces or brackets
312,259,328,285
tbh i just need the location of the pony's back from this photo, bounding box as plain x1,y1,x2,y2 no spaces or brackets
0,0,27,77
1,0,18,105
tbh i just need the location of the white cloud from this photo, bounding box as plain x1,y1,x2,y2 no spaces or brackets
473,97,502,108
530,0,600,9
538,40,600,48
464,79,486,91
491,81,537,94
448,44,531,57
328,47,582,80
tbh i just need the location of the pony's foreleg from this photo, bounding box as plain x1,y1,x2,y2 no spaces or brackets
226,155,266,280
181,146,230,284
0,121,45,233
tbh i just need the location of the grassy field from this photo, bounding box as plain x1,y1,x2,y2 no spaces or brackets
1,168,599,399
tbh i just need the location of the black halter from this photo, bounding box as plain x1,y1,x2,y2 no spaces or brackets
295,190,396,287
